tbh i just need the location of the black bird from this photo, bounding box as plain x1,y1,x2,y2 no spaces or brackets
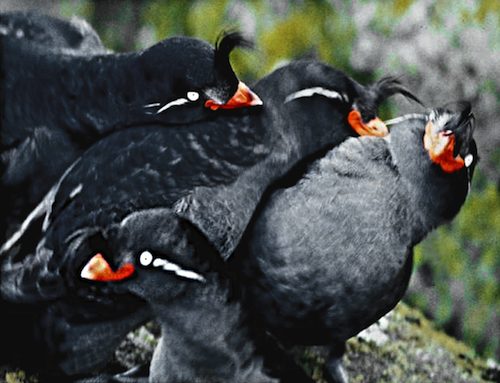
231,103,477,383
1,13,261,238
0,11,106,53
0,60,418,382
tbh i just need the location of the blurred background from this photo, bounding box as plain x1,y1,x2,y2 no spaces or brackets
1,0,498,362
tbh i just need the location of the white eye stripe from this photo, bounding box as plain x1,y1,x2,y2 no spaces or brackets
284,87,348,104
138,251,205,282
144,92,198,114
156,98,189,114
152,257,165,267
143,102,161,108
187,91,200,101
175,269,205,281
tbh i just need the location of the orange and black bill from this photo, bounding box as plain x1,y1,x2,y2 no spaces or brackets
348,109,389,137
80,253,135,282
205,81,263,110
423,122,465,173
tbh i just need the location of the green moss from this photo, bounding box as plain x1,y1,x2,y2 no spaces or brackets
142,1,193,38
59,0,93,21
186,0,230,41
475,0,500,23
393,0,414,16
292,347,327,382
321,8,356,71
4,370,37,383
260,6,321,73
289,303,497,382
370,2,411,37
3,305,496,382
344,304,492,382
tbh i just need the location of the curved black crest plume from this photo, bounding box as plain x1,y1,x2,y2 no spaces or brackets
371,76,423,107
214,30,253,69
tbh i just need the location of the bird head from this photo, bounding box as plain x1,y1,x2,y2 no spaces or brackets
349,76,423,137
387,102,477,228
77,209,210,301
423,102,476,174
138,31,262,124
253,61,420,156
248,61,358,156
204,31,262,110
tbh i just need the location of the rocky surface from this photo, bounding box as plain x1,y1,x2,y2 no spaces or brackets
294,303,499,383
2,303,498,383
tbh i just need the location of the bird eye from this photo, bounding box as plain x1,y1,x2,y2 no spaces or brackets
139,251,153,266
187,91,200,102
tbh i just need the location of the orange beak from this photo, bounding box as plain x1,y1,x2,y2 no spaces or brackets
80,253,135,282
423,122,465,173
205,81,263,111
347,109,389,137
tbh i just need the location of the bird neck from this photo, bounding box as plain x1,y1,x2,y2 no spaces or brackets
389,122,469,242
270,100,353,169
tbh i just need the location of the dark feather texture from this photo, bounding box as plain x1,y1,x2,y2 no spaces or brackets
211,30,253,103
0,12,257,243
0,57,422,381
232,104,477,382
1,60,388,381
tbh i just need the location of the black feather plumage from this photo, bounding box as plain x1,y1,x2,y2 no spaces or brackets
0,13,258,244
1,38,425,380
352,75,422,123
371,75,423,106
215,30,253,56
212,30,253,101
1,60,384,381
232,105,477,382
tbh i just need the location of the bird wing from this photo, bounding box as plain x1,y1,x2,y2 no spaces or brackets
0,12,107,224
0,115,271,302
0,11,106,54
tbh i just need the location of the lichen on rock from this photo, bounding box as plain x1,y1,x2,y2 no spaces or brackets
1,303,498,382
292,303,499,383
